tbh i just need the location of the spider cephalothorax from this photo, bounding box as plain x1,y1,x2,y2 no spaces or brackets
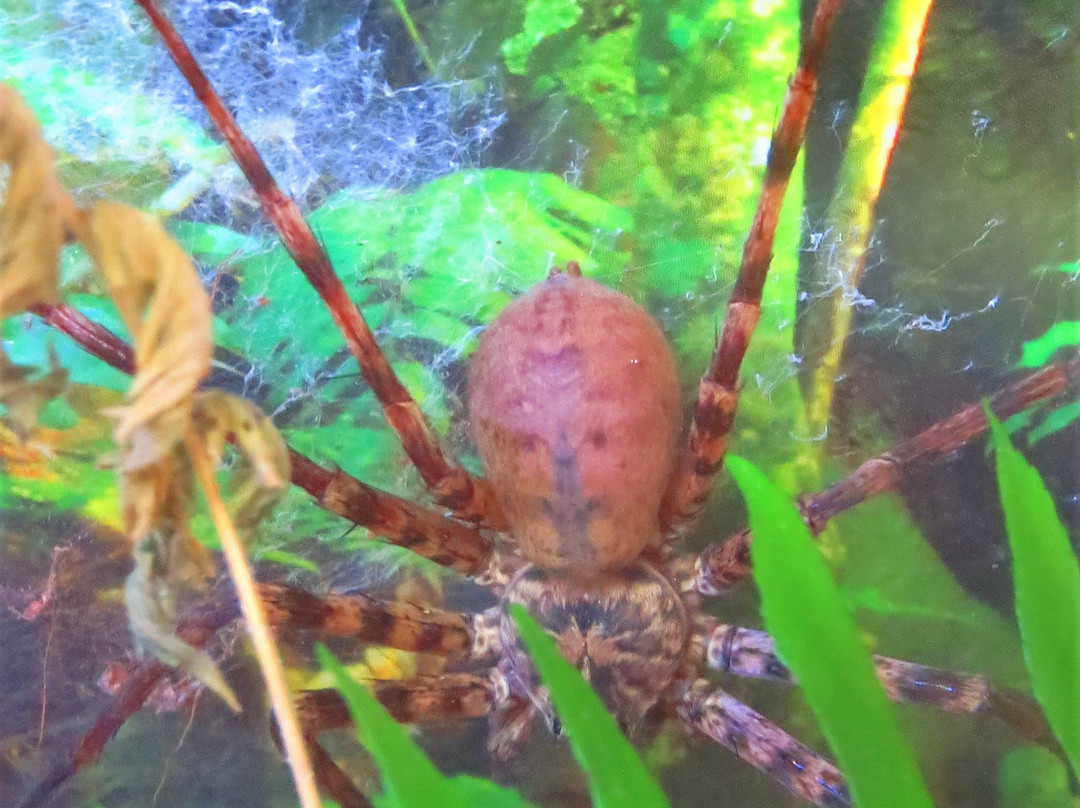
497,560,690,744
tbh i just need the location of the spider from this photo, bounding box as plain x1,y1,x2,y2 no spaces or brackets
4,1,1078,807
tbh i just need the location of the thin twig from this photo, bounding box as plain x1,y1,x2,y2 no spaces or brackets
805,0,935,434
387,0,437,75
184,432,320,808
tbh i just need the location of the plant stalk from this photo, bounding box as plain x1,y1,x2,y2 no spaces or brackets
185,432,321,808
805,0,934,435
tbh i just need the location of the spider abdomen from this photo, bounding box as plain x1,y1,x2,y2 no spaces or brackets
468,270,682,570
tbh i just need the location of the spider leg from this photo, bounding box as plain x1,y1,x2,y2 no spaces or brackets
130,0,504,529
18,578,502,808
289,452,492,574
701,622,1057,747
289,676,496,808
657,0,846,540
678,679,851,807
32,302,496,574
259,582,503,664
297,675,496,728
686,353,1080,594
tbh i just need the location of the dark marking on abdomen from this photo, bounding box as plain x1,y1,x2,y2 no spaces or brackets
540,430,601,564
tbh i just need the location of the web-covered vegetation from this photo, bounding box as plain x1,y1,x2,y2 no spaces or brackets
0,0,1077,806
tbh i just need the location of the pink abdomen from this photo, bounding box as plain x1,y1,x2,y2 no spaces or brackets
468,272,682,570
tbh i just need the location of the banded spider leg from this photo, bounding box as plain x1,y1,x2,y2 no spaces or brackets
130,0,504,529
24,293,1074,808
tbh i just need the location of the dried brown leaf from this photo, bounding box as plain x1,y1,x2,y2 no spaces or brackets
0,84,258,714
126,532,240,712
0,85,73,316
193,390,291,545
72,199,229,705
81,201,212,463
0,342,68,438
79,201,212,552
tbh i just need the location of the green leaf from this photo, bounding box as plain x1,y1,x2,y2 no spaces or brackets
999,746,1080,808
508,603,670,808
1047,261,1080,276
256,548,321,574
0,44,228,212
726,454,934,808
1019,321,1080,368
315,644,536,808
501,0,582,75
1027,399,1080,446
171,221,258,265
985,406,1080,778
831,493,1028,689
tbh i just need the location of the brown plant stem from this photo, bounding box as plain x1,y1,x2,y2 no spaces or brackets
184,432,320,808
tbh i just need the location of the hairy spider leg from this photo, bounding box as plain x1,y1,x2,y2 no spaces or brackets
701,622,1056,746
678,679,852,808
688,353,1080,594
290,678,497,808
288,454,492,574
658,0,845,538
258,583,481,658
298,737,374,808
33,302,496,575
131,0,504,529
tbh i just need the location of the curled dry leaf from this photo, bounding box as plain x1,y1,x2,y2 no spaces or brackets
0,85,72,317
119,391,291,715
0,85,293,713
193,390,291,545
125,527,241,713
75,200,236,706
0,342,68,438
81,201,213,473
79,200,213,560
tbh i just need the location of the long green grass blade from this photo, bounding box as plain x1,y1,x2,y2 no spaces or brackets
985,406,1080,777
316,644,535,808
508,604,670,808
726,455,934,808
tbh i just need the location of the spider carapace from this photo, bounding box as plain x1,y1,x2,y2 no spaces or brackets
469,263,691,738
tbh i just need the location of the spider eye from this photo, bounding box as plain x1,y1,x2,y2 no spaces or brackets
550,715,563,737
